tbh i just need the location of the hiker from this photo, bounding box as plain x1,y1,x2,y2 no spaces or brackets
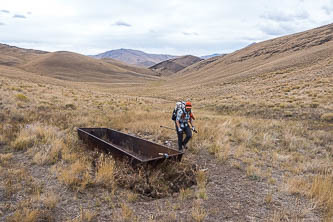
175,101,195,151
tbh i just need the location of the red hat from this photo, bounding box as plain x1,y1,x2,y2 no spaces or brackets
185,101,192,108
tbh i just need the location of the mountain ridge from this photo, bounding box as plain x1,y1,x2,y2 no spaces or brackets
93,48,178,67
149,55,203,76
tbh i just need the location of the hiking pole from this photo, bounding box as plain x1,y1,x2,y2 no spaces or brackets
160,125,174,131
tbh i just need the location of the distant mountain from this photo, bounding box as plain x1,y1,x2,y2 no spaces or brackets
200,53,224,59
149,55,203,76
93,49,177,67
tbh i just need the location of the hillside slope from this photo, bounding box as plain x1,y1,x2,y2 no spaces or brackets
149,55,203,76
175,24,333,84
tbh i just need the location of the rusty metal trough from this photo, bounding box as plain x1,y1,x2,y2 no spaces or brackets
77,128,183,165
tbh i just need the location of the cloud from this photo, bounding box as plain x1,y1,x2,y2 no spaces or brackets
113,21,131,27
0,9,10,13
259,22,296,36
13,14,27,19
261,10,309,22
0,22,5,26
322,5,333,15
182,32,199,36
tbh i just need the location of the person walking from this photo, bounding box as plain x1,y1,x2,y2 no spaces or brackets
175,101,195,151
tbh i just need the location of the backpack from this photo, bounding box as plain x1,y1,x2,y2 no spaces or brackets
171,101,185,121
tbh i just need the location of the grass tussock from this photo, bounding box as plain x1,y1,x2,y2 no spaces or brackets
120,203,138,222
191,200,207,222
0,153,13,166
95,154,116,188
72,207,97,222
33,139,64,165
11,127,36,151
57,158,92,190
15,93,29,102
309,174,333,219
41,192,59,210
179,188,194,201
7,208,41,222
320,113,333,122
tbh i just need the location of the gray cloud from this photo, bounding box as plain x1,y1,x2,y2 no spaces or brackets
259,23,296,36
13,14,27,19
261,10,309,22
0,9,10,13
322,5,333,15
0,22,5,26
113,21,131,27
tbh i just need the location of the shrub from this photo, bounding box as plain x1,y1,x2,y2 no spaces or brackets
309,103,319,108
15,93,29,102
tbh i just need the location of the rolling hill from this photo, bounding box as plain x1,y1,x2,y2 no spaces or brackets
93,48,177,67
19,51,158,83
101,57,158,76
0,43,47,66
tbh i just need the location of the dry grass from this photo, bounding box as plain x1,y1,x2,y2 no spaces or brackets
309,174,333,220
191,200,207,222
41,191,59,210
126,191,139,203
72,207,97,222
95,154,116,188
57,158,92,190
0,46,332,221
196,170,207,189
15,93,29,102
0,153,13,166
320,113,333,122
179,188,194,201
7,208,41,222
120,203,138,222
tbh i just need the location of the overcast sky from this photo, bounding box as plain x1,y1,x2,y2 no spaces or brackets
0,0,332,56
